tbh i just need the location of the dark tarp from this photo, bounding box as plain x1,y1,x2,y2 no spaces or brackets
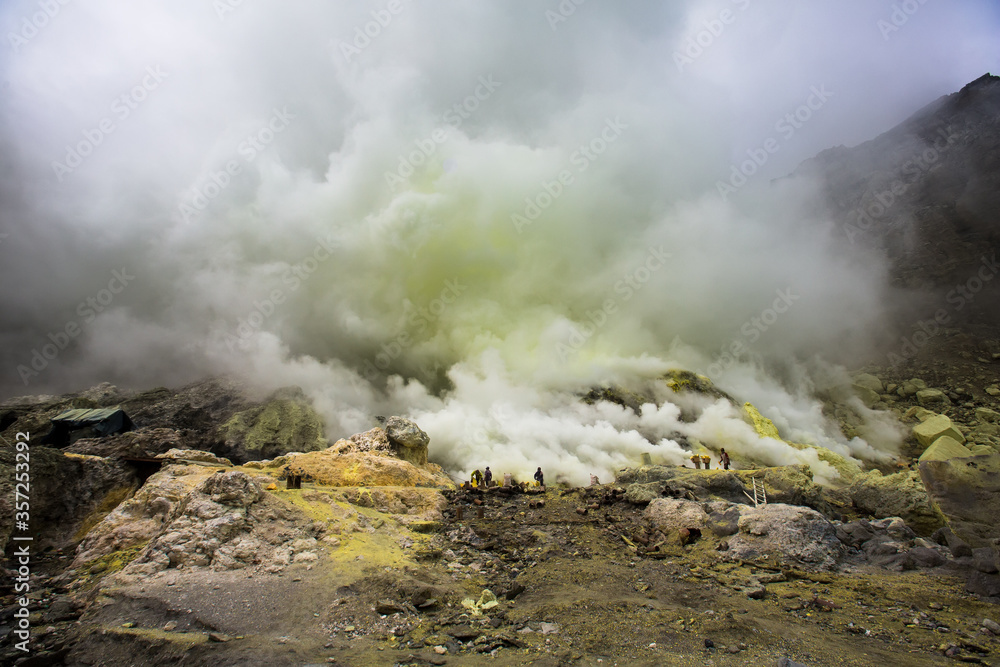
43,407,135,446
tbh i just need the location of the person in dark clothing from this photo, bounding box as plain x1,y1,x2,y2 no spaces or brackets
484,466,493,487
720,448,731,470
534,467,544,486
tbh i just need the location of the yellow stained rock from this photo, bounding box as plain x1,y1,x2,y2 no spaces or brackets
919,436,973,462
743,402,781,440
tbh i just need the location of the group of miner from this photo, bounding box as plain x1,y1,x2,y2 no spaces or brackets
467,465,545,489
467,448,731,490
689,447,731,470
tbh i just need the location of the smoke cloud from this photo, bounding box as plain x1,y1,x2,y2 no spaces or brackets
2,1,998,484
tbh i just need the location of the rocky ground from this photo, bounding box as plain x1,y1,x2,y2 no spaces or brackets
2,330,1000,666
6,476,1000,667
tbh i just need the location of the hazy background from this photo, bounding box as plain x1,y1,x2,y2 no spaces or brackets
2,0,998,483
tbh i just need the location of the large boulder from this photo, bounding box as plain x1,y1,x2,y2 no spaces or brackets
846,469,945,536
897,379,927,397
852,373,884,394
643,498,710,537
912,414,964,448
976,408,1000,424
383,416,430,466
916,388,950,407
918,436,973,462
726,503,844,570
920,453,1000,548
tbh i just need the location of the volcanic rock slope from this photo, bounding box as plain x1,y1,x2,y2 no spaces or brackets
795,72,1000,322
1,366,1000,666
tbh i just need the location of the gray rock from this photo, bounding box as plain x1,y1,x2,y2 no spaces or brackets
973,547,999,573
852,373,884,394
376,600,407,615
967,571,1000,597
777,658,809,667
898,379,927,397
708,507,743,537
383,416,430,466
871,516,915,541
931,526,974,558
644,498,711,538
199,471,264,506
917,389,951,407
384,416,430,448
907,547,946,568
624,482,662,505
835,521,874,547
726,503,843,570
977,408,1000,424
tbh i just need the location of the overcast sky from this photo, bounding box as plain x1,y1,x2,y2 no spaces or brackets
1,0,999,402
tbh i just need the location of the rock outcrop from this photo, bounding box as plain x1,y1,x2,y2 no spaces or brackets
120,471,321,575
217,387,328,462
382,416,430,466
260,447,452,488
0,445,138,553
